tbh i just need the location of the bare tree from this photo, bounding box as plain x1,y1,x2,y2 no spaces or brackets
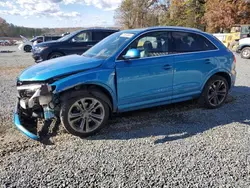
114,0,160,29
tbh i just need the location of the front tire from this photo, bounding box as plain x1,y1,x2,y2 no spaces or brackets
48,52,64,60
200,75,229,109
60,91,110,137
241,47,250,59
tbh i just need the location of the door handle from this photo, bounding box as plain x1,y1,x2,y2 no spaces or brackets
87,45,93,47
163,64,172,70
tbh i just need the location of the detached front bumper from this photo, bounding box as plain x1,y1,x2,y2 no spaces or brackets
14,100,40,141
14,84,56,141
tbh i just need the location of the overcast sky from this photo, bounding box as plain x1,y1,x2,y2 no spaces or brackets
0,0,122,28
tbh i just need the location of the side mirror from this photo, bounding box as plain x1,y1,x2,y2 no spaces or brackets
123,49,140,60
71,38,76,43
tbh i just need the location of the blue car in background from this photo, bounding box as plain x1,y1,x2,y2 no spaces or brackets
15,26,236,140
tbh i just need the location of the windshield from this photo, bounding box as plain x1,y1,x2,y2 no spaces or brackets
30,36,41,42
57,30,79,41
83,32,135,59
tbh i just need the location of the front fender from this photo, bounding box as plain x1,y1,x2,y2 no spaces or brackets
51,68,117,110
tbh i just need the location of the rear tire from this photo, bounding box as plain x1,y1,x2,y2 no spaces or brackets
200,75,229,109
24,45,32,52
48,52,64,60
241,47,250,59
60,90,110,137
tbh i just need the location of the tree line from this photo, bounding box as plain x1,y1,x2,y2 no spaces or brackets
0,17,84,38
115,0,250,32
0,17,44,38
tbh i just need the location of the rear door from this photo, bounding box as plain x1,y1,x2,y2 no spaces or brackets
170,31,218,102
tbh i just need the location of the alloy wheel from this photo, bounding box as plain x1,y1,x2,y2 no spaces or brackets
242,49,250,58
208,80,227,107
67,98,105,133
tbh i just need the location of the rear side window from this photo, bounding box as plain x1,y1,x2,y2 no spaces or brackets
170,32,217,53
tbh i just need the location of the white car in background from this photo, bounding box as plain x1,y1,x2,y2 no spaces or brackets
236,37,250,59
18,35,33,52
18,35,63,52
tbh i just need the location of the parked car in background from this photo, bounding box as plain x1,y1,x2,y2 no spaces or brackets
14,26,236,140
18,35,62,52
32,28,119,63
236,37,250,59
0,40,11,46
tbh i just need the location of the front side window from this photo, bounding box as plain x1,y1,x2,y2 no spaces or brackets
35,36,44,43
57,30,79,42
52,36,60,40
44,36,52,41
120,31,170,59
72,32,92,42
171,32,217,53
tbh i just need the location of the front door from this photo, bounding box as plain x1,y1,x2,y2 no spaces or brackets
116,31,174,111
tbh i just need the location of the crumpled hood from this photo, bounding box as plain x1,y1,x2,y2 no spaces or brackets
19,55,104,81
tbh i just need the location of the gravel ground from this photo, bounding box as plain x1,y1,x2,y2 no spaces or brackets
0,46,249,187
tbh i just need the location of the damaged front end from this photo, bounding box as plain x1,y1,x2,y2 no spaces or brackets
14,82,58,140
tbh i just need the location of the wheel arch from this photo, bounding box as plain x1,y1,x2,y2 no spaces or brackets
24,44,32,48
203,71,232,91
239,45,250,50
48,51,66,59
59,83,116,112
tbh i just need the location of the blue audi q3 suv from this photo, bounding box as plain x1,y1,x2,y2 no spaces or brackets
14,26,236,140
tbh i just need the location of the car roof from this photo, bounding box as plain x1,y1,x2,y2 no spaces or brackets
78,28,119,32
122,26,203,35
